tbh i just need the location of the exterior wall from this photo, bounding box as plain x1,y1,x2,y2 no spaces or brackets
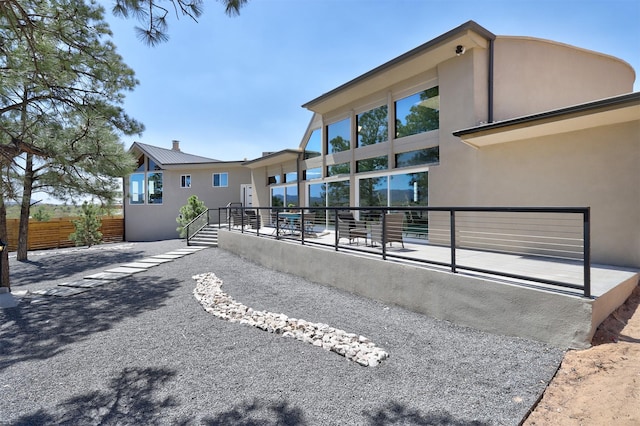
492,37,635,121
432,120,640,268
124,165,251,241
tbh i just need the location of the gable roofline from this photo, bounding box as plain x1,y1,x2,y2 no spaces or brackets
130,141,230,166
242,149,302,168
302,20,495,113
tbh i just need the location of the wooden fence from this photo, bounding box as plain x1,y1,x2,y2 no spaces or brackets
5,217,124,251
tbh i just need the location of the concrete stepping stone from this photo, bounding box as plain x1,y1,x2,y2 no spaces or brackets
121,262,155,269
104,266,146,274
149,254,183,260
174,248,204,253
31,287,90,297
137,257,173,264
84,271,132,280
161,251,189,256
58,279,107,288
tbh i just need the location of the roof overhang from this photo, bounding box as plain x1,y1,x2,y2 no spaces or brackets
242,149,301,169
302,21,495,115
453,92,640,148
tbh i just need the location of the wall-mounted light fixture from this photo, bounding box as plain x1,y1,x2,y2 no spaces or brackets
455,45,466,56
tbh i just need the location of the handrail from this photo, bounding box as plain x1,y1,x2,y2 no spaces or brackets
219,205,592,298
185,209,211,245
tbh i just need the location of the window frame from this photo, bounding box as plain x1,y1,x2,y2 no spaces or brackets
180,174,192,188
212,172,229,188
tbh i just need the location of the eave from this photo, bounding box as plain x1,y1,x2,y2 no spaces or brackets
242,149,301,169
453,92,640,148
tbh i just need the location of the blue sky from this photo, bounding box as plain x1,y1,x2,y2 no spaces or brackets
103,0,640,162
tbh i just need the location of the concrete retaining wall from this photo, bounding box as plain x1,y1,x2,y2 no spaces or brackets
219,230,597,349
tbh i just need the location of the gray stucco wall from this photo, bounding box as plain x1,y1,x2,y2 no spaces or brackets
218,230,600,349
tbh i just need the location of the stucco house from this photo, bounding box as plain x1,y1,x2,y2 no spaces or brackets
124,141,251,241
124,21,638,269
243,20,639,269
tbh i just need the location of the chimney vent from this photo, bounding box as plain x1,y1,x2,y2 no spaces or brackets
172,140,181,151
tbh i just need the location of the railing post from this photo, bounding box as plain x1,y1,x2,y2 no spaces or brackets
583,208,591,298
301,210,305,245
334,209,339,251
381,212,387,261
450,209,457,273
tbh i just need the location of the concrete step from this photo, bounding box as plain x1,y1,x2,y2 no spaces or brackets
189,226,219,247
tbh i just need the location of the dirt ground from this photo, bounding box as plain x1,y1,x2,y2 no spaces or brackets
523,285,640,425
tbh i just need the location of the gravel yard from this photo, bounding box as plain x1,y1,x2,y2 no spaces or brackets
0,241,564,425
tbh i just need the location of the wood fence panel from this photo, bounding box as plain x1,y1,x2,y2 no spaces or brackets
5,217,124,251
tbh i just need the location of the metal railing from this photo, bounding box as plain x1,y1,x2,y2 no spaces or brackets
216,205,592,298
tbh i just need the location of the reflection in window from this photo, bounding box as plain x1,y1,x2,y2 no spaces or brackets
327,118,351,154
305,128,322,159
327,162,350,176
181,175,191,188
129,173,145,204
285,185,298,206
327,180,350,207
148,172,163,204
357,105,388,147
271,186,285,207
395,147,439,168
309,182,327,207
148,158,161,171
284,172,297,183
213,172,228,187
395,86,439,138
356,156,388,173
390,172,428,206
268,175,281,185
304,167,322,181
359,176,388,207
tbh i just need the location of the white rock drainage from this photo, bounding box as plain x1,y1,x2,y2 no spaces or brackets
192,272,389,367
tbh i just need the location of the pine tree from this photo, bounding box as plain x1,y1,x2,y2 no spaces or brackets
69,202,103,248
176,195,207,238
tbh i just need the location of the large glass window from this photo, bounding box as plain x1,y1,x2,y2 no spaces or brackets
305,128,322,159
129,173,145,204
396,147,439,168
327,180,350,206
357,105,388,147
395,86,439,138
271,185,298,207
147,172,163,204
213,172,228,187
359,176,388,207
356,156,388,173
304,167,322,181
327,118,351,154
390,172,428,206
327,162,350,176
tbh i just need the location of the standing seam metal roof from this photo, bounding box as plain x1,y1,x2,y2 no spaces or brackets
131,142,222,165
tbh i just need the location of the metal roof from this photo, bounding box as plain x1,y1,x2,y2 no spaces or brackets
130,142,222,166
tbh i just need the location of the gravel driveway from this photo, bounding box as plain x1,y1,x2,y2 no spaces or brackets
0,240,564,425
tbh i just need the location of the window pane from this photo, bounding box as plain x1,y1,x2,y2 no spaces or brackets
285,185,298,207
148,158,161,171
395,86,439,138
129,173,145,204
327,118,351,154
285,172,297,183
181,175,191,188
395,147,439,168
268,175,281,185
304,167,322,181
327,162,350,177
148,172,163,204
135,156,145,172
213,173,228,187
390,172,428,206
220,173,228,187
356,156,388,173
271,187,285,207
357,105,388,147
359,176,388,207
309,182,326,207
327,180,350,207
305,128,322,159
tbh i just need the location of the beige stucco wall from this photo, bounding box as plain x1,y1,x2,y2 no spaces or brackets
492,37,636,121
124,165,251,241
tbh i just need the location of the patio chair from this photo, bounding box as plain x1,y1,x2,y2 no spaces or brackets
245,210,258,229
231,211,248,229
337,212,368,245
302,211,316,234
370,213,404,248
270,211,288,236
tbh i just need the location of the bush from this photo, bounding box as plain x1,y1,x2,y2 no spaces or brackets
69,202,103,247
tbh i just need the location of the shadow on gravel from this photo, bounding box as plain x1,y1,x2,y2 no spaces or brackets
9,367,181,425
363,402,488,425
8,249,146,287
0,275,179,371
202,399,307,425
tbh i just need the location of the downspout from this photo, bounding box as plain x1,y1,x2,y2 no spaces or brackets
488,38,495,123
